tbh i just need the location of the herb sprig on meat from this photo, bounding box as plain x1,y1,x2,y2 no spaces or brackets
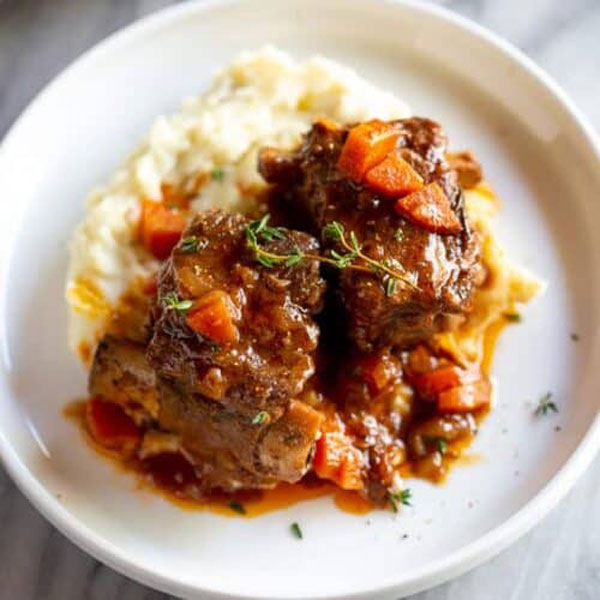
245,214,418,291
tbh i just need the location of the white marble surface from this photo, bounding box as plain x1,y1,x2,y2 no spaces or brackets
1,0,599,598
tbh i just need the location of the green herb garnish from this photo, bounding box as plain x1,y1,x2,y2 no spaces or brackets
228,500,246,515
423,436,448,454
385,277,397,297
179,236,200,254
161,292,193,313
290,522,303,539
323,221,417,288
252,411,270,425
249,214,286,242
387,489,412,513
393,229,404,242
534,392,558,417
503,312,522,323
245,215,418,292
211,167,225,182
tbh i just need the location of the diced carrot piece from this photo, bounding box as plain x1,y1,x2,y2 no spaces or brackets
354,352,401,395
139,200,186,260
394,182,462,235
406,345,438,374
85,397,141,453
337,120,399,181
338,445,364,490
437,380,491,412
313,433,341,480
187,290,239,345
413,365,480,400
364,153,423,197
313,431,364,491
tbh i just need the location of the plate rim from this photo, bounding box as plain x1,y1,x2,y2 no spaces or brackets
1,0,600,598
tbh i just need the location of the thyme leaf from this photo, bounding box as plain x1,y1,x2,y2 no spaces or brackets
424,435,448,454
252,411,270,425
385,276,397,297
290,522,303,539
228,500,246,515
161,292,193,313
503,312,522,323
534,392,558,417
248,214,285,242
179,236,200,254
211,167,225,182
387,489,412,513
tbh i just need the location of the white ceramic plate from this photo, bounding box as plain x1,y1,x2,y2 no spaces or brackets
1,1,600,598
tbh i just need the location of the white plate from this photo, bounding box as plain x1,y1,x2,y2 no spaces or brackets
1,1,600,598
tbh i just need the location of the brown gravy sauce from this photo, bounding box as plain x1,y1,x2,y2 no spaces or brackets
65,317,505,517
65,402,372,516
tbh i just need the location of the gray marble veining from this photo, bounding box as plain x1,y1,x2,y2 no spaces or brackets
1,1,599,598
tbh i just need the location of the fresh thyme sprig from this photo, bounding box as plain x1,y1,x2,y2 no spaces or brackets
387,489,412,513
534,392,558,417
322,222,417,290
244,215,418,292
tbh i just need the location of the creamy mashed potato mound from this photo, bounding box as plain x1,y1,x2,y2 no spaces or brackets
66,47,543,360
439,185,545,365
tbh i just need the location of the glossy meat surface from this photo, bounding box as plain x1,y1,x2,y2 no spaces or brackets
259,118,484,351
146,209,326,490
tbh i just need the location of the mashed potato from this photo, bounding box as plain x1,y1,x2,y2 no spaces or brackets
437,184,545,365
66,47,543,361
66,47,410,355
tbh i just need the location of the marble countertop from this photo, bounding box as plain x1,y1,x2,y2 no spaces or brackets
1,1,599,598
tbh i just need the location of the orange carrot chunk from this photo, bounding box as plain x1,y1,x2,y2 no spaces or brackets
337,120,400,181
186,290,239,345
85,397,141,453
337,445,365,491
364,153,424,197
140,200,186,260
413,365,481,401
313,431,364,491
394,182,462,235
354,352,401,395
437,380,491,413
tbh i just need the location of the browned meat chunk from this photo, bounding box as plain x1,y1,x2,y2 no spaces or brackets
146,209,326,490
89,335,159,420
259,118,484,351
